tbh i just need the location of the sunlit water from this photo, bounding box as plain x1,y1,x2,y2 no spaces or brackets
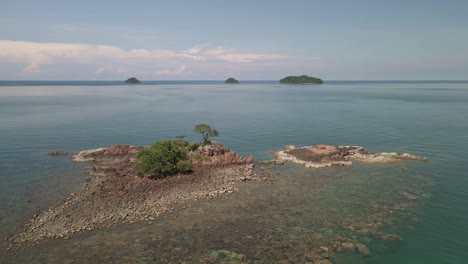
1,81,467,263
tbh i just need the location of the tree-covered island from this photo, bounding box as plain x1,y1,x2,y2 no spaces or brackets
224,78,239,84
280,75,324,84
125,77,141,84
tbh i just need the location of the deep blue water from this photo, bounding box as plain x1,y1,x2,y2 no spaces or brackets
1,81,468,263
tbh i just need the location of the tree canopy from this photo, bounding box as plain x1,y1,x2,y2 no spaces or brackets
135,140,191,178
224,77,239,84
194,124,219,145
125,77,141,84
280,75,323,84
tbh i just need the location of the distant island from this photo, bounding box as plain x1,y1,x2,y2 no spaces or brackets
125,77,141,84
224,78,239,84
280,75,324,84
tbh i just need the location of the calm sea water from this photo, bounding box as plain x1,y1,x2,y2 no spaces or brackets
1,81,467,263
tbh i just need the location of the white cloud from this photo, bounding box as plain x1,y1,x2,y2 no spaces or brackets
155,65,187,76
0,40,286,78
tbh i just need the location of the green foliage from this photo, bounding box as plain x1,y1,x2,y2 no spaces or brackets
194,124,219,145
135,140,191,178
125,77,141,84
188,141,201,151
279,75,323,84
224,77,239,84
176,160,192,173
176,135,186,139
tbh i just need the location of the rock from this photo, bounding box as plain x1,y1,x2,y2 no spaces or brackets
380,234,402,240
190,142,254,167
341,242,354,250
12,141,255,244
399,191,417,200
48,151,68,156
319,246,329,252
356,243,370,256
274,144,427,168
312,233,323,240
315,260,333,264
72,145,138,163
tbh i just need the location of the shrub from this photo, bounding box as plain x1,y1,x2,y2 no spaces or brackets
188,141,201,151
176,160,192,173
135,140,191,178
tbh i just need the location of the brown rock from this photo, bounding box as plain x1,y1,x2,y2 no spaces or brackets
356,243,370,256
319,246,329,252
341,242,354,250
315,260,333,264
399,191,417,200
312,233,323,240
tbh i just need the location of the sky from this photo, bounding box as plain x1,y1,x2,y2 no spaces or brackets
1,0,467,80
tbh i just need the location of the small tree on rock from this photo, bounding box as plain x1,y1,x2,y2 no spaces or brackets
194,124,219,145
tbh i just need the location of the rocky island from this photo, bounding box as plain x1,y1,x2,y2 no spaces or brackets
9,121,427,255
125,77,140,84
274,144,427,168
224,77,239,84
10,125,256,244
280,75,324,84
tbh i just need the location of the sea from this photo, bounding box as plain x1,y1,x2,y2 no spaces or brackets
0,80,467,263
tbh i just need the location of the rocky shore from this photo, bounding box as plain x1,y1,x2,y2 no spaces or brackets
274,144,427,168
10,143,255,245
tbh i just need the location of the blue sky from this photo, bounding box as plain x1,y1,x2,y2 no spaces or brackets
1,0,467,80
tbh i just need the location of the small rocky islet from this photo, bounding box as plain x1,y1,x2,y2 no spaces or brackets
272,144,427,168
224,77,239,84
124,77,140,84
9,141,427,262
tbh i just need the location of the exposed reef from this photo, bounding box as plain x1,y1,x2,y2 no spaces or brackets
10,143,255,244
274,144,427,168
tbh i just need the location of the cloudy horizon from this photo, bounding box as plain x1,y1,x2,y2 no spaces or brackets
1,0,467,80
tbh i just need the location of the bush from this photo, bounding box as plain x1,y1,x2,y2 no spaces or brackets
188,142,201,151
135,140,191,178
176,160,192,173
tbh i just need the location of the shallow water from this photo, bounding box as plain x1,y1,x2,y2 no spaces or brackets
1,81,468,263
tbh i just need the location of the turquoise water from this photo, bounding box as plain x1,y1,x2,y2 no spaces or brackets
1,81,468,263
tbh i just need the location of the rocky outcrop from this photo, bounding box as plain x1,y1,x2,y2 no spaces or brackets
274,144,427,168
72,144,139,163
190,142,254,167
356,243,371,256
11,142,255,244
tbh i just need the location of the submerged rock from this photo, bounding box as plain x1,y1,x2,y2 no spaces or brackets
399,191,417,200
274,144,427,168
356,243,371,256
48,151,69,156
341,242,354,250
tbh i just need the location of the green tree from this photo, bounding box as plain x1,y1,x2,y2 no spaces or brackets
135,140,191,178
194,124,219,145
